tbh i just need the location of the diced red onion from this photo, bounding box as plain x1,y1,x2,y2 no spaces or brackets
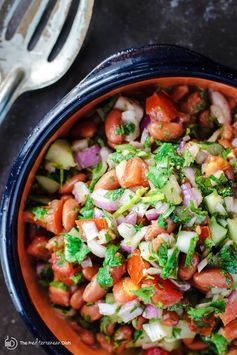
72,182,90,204
93,207,103,219
145,208,159,221
72,138,88,152
118,300,143,322
181,183,202,208
87,239,106,258
118,223,136,238
183,167,196,187
98,303,118,316
75,144,101,169
170,279,191,292
82,221,98,241
120,243,133,253
141,115,151,130
196,150,209,164
177,135,190,154
192,187,203,207
210,90,231,124
120,189,135,205
36,262,46,277
81,257,92,268
197,257,208,272
116,215,126,225
208,128,221,142
143,304,162,319
125,211,137,224
92,189,118,211
155,202,169,214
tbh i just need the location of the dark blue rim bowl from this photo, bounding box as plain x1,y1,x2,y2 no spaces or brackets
1,44,237,354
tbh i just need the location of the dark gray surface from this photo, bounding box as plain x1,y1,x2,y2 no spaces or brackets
1,0,237,353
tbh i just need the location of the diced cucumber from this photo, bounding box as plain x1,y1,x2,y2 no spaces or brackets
204,191,226,215
36,175,60,193
227,218,237,244
45,139,76,170
198,142,224,156
162,175,182,205
209,216,227,244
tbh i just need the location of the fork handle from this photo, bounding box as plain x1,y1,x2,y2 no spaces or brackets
0,68,24,125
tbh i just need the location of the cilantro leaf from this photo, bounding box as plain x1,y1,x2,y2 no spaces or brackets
209,244,237,274
32,206,48,221
209,333,228,355
79,197,94,219
161,247,179,279
185,235,198,267
97,266,113,288
154,143,184,167
103,244,123,268
64,234,90,264
188,300,226,322
50,281,68,291
147,160,172,189
132,285,155,304
115,122,136,135
71,272,83,285
105,188,125,201
158,205,175,228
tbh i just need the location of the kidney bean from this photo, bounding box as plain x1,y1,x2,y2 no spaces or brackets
110,263,127,284
49,285,70,307
224,319,237,339
225,166,235,181
178,253,199,281
171,85,189,102
82,265,99,281
62,198,79,232
132,315,146,330
70,286,85,310
96,333,113,353
183,337,208,350
94,169,120,190
27,236,50,260
105,108,124,144
82,275,106,303
59,173,87,194
145,218,176,241
193,268,233,293
149,121,184,141
71,120,97,138
161,311,179,326
80,303,102,322
113,325,133,353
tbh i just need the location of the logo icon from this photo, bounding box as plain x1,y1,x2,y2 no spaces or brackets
4,336,18,350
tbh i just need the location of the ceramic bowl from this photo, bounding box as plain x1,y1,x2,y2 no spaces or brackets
1,44,237,354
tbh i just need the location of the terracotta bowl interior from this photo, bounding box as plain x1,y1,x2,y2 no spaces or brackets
17,77,237,354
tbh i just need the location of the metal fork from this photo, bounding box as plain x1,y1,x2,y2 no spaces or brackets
0,0,94,124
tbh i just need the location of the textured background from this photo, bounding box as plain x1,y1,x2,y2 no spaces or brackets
1,0,237,353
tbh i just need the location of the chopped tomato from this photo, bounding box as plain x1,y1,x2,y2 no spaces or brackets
51,252,75,286
143,275,183,308
49,285,70,307
76,218,108,235
199,226,210,239
127,249,149,284
122,157,149,188
146,91,178,122
144,347,169,355
113,277,139,304
220,290,237,326
187,313,216,336
27,236,50,260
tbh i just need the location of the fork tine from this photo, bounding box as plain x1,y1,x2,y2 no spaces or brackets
15,0,49,45
33,0,72,56
0,0,21,39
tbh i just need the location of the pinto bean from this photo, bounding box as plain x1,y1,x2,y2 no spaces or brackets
113,326,133,353
171,85,189,102
193,268,233,293
105,109,124,145
94,169,120,190
62,198,79,232
70,286,85,309
223,124,233,140
82,275,106,303
80,303,102,322
96,333,113,353
71,120,97,138
132,315,146,330
149,121,184,141
49,285,70,307
27,236,50,260
145,218,176,241
183,338,208,350
59,173,87,194
178,253,199,281
224,319,237,339
161,311,179,326
82,265,99,281
110,263,127,284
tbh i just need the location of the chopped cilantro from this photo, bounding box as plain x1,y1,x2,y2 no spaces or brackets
32,206,48,221
64,234,90,264
115,122,136,136
147,159,172,189
144,135,151,148
79,197,94,219
103,244,123,268
161,247,179,279
185,235,198,267
133,330,143,342
154,143,184,167
105,188,125,201
172,327,181,338
209,244,237,274
71,272,83,284
132,285,155,304
172,201,207,225
209,333,228,355
188,300,226,322
158,205,175,228
96,266,113,288
50,281,68,291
